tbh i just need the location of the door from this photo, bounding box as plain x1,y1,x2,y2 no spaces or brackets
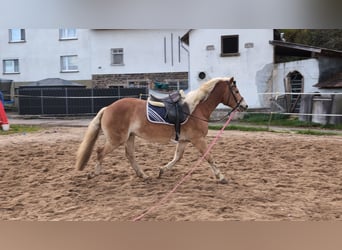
285,71,304,113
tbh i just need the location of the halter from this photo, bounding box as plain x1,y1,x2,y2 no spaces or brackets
227,81,244,111
209,81,243,122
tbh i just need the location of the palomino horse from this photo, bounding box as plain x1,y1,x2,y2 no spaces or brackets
75,77,248,184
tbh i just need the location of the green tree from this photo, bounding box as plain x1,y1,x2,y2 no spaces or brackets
279,29,342,51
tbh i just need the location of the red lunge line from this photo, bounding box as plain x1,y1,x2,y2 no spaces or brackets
132,110,237,221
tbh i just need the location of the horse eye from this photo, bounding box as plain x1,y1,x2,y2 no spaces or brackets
235,90,239,94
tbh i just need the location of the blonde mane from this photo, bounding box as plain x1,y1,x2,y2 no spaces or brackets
184,77,232,114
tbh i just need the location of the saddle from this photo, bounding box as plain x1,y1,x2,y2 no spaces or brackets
148,91,189,141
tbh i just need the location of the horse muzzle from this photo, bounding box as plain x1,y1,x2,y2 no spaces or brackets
237,99,248,112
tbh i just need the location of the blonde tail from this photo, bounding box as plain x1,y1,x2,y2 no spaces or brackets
75,107,106,171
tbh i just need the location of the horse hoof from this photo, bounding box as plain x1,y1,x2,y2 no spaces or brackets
142,176,151,182
87,173,95,179
218,178,228,184
138,172,150,180
158,169,164,179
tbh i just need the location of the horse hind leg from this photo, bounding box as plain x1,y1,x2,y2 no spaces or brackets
92,140,117,177
125,134,149,180
158,142,187,178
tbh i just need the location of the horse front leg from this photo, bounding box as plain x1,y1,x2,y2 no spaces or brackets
192,138,228,184
125,134,149,180
158,142,187,178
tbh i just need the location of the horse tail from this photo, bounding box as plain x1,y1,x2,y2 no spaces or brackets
75,107,106,171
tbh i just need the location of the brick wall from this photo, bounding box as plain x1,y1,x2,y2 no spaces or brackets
92,72,188,88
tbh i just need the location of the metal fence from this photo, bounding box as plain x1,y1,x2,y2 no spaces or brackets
18,87,148,115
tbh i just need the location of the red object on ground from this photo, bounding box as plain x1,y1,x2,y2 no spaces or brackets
0,101,9,125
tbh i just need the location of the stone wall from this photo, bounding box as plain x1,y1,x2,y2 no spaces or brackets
92,72,188,88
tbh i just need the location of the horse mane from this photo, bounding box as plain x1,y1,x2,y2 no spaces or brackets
184,77,232,114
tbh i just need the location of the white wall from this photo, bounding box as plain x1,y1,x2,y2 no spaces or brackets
0,29,92,82
90,29,188,75
272,59,320,94
187,29,274,108
0,29,188,83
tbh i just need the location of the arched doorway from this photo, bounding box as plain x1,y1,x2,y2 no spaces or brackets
285,71,304,113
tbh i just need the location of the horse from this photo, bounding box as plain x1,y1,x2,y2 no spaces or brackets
75,77,248,184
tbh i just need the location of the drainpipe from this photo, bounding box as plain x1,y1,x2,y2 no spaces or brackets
180,41,190,91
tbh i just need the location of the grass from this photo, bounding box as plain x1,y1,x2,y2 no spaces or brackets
209,112,342,136
295,130,340,136
209,124,269,132
1,113,340,136
0,124,41,135
240,113,342,130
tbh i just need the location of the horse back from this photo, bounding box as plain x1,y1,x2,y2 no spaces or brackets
100,98,144,131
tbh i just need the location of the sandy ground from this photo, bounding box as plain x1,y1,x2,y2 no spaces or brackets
0,125,341,221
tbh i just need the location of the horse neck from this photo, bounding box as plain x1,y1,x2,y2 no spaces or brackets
193,83,225,120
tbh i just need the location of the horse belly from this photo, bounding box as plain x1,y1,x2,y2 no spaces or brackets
134,121,175,144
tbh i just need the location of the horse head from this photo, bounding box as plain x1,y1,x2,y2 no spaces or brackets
223,77,248,112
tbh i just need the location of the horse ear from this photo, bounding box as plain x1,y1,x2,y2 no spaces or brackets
229,77,234,83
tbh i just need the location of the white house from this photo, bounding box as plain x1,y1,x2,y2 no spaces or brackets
181,29,274,109
1,28,342,121
0,29,189,94
88,29,189,91
181,29,342,116
90,29,188,76
0,29,92,83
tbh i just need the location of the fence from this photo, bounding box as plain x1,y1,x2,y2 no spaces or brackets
263,92,342,125
17,87,148,115
14,87,342,125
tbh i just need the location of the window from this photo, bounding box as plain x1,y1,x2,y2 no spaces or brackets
221,35,239,56
152,79,188,92
126,80,149,88
59,29,77,40
111,48,124,65
60,55,78,72
9,29,25,42
3,59,20,74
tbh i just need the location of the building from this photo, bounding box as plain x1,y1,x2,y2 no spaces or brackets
1,29,342,123
89,29,189,90
0,29,92,85
0,29,189,101
181,29,274,109
181,29,342,124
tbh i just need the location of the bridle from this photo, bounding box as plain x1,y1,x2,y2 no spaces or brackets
227,81,244,112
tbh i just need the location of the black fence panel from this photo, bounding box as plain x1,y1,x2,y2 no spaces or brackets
93,88,119,113
18,87,148,115
18,88,43,115
42,88,67,115
67,88,92,114
119,88,148,100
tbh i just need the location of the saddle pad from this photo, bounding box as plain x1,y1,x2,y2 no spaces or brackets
146,102,173,125
146,102,189,125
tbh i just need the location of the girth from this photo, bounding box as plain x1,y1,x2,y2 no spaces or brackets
148,91,189,141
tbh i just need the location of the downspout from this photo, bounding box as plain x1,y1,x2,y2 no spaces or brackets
180,41,190,91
